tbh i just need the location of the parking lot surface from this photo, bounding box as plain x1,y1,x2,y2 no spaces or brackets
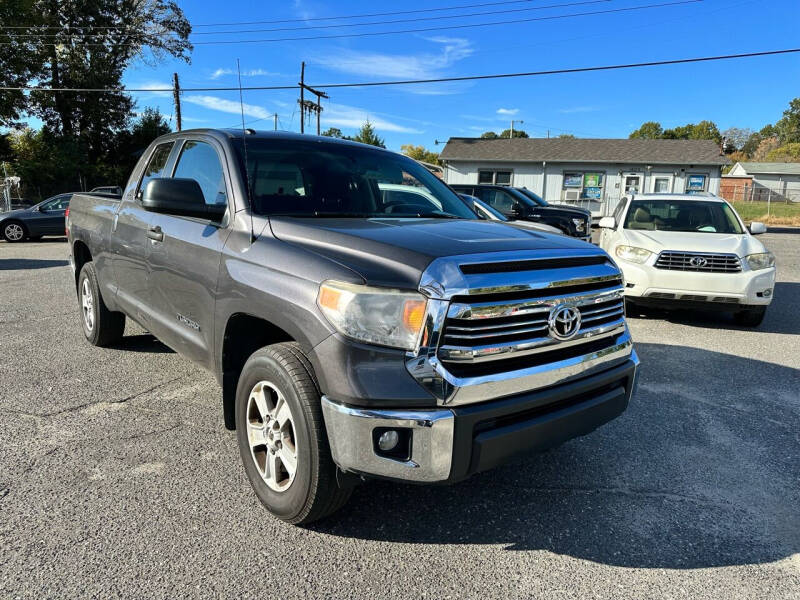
1,233,798,599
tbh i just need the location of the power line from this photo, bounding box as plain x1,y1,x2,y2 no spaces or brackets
3,48,798,93
2,0,611,38
0,1,701,46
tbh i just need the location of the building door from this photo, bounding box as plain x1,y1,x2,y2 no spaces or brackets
622,173,643,195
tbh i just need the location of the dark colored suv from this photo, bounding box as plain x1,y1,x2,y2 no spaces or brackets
451,184,591,241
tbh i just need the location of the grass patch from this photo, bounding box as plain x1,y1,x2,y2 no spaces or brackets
730,201,800,226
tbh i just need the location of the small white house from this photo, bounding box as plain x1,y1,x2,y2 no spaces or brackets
724,162,800,203
440,137,729,216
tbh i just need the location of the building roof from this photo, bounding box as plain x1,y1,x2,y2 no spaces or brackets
729,162,800,175
440,137,730,165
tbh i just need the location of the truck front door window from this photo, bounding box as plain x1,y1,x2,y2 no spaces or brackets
173,141,227,206
138,142,174,197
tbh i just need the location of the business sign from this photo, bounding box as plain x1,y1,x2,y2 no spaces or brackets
687,174,706,191
563,174,582,187
583,173,603,187
582,187,602,199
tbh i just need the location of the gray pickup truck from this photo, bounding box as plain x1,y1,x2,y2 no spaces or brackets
67,129,639,524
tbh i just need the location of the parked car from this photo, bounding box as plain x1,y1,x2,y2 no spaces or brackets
597,193,775,326
90,186,123,196
68,129,639,524
0,193,72,242
458,193,564,235
450,184,591,241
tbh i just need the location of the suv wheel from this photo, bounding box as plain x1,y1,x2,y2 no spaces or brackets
235,342,351,524
734,305,767,327
2,221,26,242
78,262,126,346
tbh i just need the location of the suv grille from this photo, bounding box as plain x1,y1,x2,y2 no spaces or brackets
438,274,626,375
655,251,741,273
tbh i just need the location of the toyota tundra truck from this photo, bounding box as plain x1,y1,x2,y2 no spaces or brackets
67,129,639,524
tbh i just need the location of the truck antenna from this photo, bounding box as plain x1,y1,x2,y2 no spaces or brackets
237,59,256,244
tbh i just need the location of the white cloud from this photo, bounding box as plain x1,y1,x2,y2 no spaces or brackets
184,95,272,120
130,80,172,98
209,68,280,80
311,37,473,81
323,103,423,134
497,108,519,116
559,106,601,114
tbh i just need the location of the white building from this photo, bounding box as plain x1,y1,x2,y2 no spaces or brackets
724,162,800,203
440,137,729,216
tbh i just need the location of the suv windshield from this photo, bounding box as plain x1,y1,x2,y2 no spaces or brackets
623,200,744,234
516,188,549,207
235,138,476,219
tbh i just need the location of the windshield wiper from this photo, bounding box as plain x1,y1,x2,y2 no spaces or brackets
413,212,465,219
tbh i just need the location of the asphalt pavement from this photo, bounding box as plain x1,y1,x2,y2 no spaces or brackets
1,233,798,599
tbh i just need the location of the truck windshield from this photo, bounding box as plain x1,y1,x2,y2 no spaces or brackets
516,188,549,207
234,138,476,219
623,200,744,234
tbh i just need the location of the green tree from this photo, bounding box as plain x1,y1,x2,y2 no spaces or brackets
321,127,344,138
775,98,800,144
352,121,385,148
499,128,528,138
400,144,440,165
0,0,43,126
480,131,499,139
629,121,664,139
765,142,800,162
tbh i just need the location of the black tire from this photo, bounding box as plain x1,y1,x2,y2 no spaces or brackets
77,262,126,346
235,342,351,525
734,305,767,327
625,299,641,318
2,221,27,243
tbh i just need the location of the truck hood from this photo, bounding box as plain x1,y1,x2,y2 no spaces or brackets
269,217,596,288
621,229,766,258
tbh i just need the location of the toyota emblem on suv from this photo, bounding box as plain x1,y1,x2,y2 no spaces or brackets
549,305,582,340
689,256,708,268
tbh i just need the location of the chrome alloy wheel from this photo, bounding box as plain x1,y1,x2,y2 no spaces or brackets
246,381,298,492
81,277,94,331
4,223,23,241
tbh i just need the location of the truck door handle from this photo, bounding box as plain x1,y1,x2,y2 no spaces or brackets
147,225,164,242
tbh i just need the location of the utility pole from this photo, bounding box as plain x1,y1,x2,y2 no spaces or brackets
510,120,523,138
274,113,278,131
172,72,182,131
298,62,329,135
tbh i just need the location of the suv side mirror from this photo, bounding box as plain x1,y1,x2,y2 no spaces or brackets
749,221,767,235
142,178,226,220
598,216,616,229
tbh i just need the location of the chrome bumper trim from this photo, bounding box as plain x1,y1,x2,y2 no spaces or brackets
321,397,455,482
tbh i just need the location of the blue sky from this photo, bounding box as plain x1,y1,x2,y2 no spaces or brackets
120,0,800,150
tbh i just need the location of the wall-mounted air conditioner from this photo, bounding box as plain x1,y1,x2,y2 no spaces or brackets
564,190,580,202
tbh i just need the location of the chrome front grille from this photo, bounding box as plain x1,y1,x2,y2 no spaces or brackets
655,251,741,273
440,286,624,364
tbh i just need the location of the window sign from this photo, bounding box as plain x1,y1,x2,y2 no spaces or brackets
583,173,603,187
563,173,583,187
686,174,707,192
582,187,602,199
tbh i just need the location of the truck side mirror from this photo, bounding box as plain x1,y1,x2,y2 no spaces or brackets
142,178,226,220
598,216,616,229
749,221,767,235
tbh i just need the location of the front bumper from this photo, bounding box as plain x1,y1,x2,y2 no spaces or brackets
619,261,776,306
321,353,639,483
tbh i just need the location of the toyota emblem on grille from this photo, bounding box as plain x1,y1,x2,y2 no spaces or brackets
689,256,708,267
549,305,582,340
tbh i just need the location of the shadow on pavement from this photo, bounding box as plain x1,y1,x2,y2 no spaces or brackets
313,343,799,570
0,258,69,270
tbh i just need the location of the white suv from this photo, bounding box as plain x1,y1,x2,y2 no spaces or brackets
598,194,775,326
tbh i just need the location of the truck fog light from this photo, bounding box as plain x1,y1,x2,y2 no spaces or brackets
763,288,772,298
378,430,400,451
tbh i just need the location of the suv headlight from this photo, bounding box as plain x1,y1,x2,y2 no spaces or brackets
745,252,775,270
317,281,427,351
572,218,586,232
615,245,653,264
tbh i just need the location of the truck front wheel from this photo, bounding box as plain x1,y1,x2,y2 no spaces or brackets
235,342,352,524
77,262,126,346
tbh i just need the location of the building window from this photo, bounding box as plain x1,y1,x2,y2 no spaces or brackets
562,171,605,202
685,173,708,194
478,170,512,185
652,176,672,193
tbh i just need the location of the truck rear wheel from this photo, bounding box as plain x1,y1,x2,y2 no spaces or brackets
78,262,126,346
235,342,351,524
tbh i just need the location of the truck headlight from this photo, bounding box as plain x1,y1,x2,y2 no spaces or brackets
318,281,427,351
745,252,775,270
572,218,586,232
615,245,653,264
